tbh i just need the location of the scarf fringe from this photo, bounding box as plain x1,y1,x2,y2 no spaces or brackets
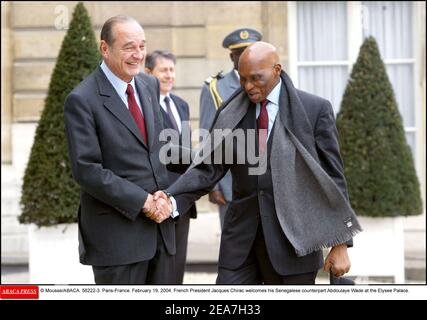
295,227,362,257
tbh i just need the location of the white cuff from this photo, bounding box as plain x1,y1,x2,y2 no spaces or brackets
169,196,180,218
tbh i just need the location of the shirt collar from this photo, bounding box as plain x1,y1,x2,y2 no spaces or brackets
100,60,136,96
233,69,240,79
265,78,281,105
160,93,171,102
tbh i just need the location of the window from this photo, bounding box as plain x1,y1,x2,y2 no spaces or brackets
289,1,418,155
296,1,348,114
362,1,416,153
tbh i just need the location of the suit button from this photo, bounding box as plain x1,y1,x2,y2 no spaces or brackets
259,190,264,196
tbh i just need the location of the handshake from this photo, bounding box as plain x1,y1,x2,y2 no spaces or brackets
142,191,172,224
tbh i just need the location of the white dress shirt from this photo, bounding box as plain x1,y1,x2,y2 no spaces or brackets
160,94,182,133
255,79,282,140
100,61,144,114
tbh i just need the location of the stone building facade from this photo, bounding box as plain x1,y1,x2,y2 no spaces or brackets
1,2,425,274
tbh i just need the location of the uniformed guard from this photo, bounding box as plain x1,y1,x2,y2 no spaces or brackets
199,28,262,229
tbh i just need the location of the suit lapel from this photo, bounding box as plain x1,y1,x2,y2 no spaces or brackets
170,94,188,122
228,70,240,91
135,75,155,150
160,105,182,138
96,67,148,148
171,94,194,146
160,107,173,129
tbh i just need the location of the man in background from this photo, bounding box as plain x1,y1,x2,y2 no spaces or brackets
199,28,262,229
145,50,197,284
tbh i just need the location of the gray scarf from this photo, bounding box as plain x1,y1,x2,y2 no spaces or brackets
190,71,362,257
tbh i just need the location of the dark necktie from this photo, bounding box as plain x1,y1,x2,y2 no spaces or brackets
126,84,148,144
257,99,269,154
164,96,180,132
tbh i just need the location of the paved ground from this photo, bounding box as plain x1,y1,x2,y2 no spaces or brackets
1,264,424,285
2,265,28,284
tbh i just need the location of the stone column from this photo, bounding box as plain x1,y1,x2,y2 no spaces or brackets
1,1,13,164
261,1,288,70
420,1,426,204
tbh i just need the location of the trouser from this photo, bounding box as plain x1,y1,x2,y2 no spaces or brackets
92,226,175,284
219,202,230,230
175,211,191,284
216,225,317,285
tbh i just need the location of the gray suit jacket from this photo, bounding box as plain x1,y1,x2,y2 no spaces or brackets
199,69,240,202
64,66,176,266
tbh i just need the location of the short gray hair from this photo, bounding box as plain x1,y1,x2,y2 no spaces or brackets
100,15,140,45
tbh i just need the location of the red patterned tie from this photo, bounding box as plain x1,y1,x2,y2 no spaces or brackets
257,99,269,154
126,84,148,144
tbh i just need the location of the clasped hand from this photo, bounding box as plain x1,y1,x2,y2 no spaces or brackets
142,191,172,223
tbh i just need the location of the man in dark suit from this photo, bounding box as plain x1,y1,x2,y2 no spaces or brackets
64,16,180,284
199,28,262,229
154,42,361,284
145,50,197,284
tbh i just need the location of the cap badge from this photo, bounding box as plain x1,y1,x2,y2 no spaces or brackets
240,30,249,40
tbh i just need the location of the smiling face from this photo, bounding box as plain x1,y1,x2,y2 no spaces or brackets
100,20,146,82
147,57,175,95
238,42,281,104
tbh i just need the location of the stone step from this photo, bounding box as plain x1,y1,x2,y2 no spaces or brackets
405,250,426,282
1,263,424,284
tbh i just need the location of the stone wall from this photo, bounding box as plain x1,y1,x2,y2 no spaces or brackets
4,1,287,130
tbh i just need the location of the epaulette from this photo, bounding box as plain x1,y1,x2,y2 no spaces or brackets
204,70,224,84
215,70,225,79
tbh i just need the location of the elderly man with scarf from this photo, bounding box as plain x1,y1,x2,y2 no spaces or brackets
150,42,361,285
